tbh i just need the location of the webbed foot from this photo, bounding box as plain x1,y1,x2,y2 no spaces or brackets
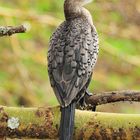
85,90,96,111
76,90,96,111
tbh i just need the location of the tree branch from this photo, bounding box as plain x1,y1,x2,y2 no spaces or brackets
0,105,140,139
86,90,140,107
0,25,26,37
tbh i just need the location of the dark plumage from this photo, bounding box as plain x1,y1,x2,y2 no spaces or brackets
48,18,98,106
47,0,99,139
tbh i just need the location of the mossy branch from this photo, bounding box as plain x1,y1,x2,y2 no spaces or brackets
0,25,27,37
0,105,140,139
86,90,140,106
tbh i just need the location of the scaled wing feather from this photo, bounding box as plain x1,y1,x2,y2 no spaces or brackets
48,18,98,107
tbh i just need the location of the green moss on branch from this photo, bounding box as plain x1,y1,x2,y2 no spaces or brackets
0,106,140,139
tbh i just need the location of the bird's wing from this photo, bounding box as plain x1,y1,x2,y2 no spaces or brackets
48,19,99,107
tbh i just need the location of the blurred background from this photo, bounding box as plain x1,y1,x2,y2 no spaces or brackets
0,0,140,113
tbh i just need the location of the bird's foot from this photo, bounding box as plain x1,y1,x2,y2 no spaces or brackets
85,90,96,111
76,90,94,110
76,90,96,111
76,97,87,110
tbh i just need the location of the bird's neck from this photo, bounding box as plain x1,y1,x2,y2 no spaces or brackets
64,1,93,26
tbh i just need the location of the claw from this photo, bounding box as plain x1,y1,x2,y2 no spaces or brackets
85,90,93,96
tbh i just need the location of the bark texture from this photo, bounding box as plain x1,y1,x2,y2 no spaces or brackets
0,25,26,37
0,105,140,139
87,90,140,106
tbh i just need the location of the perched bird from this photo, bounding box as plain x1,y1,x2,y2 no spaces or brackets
47,0,99,139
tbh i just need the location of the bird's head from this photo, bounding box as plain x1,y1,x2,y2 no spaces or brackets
64,0,93,21
65,0,93,7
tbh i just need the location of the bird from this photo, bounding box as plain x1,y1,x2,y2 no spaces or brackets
47,0,99,139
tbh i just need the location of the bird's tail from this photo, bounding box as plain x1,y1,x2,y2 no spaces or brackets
59,102,76,140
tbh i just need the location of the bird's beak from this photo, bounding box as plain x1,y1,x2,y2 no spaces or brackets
83,0,93,5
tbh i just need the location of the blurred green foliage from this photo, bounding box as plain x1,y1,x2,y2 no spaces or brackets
0,0,140,113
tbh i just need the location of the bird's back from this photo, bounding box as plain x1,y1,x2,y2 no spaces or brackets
48,18,99,107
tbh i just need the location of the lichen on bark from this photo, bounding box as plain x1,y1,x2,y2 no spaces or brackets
0,106,140,139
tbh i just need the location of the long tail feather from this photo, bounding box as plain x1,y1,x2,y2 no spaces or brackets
59,102,76,140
